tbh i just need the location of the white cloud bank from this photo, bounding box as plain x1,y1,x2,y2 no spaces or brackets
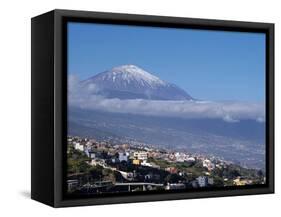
68,75,265,123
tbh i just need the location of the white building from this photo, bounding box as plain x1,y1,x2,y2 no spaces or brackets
133,151,148,161
203,159,215,171
208,177,214,185
74,142,84,152
203,159,211,167
89,152,96,159
118,152,129,162
141,161,153,167
197,176,208,187
186,157,195,162
174,152,185,162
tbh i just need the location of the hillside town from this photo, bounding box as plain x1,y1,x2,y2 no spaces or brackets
67,136,265,195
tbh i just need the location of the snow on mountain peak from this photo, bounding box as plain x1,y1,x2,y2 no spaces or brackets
105,64,166,86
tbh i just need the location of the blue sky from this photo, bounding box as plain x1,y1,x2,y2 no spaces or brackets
68,22,266,102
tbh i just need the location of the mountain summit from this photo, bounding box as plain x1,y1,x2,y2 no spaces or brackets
81,64,193,100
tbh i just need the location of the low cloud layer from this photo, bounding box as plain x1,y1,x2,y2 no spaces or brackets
68,75,265,123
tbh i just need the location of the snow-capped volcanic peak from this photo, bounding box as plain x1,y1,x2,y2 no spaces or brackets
82,64,193,100
100,64,166,87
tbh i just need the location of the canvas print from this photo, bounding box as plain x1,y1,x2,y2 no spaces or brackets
66,22,266,197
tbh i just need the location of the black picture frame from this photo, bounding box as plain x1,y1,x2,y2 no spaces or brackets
31,9,274,207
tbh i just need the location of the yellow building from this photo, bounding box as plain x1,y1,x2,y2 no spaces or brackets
233,178,252,186
132,159,140,165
